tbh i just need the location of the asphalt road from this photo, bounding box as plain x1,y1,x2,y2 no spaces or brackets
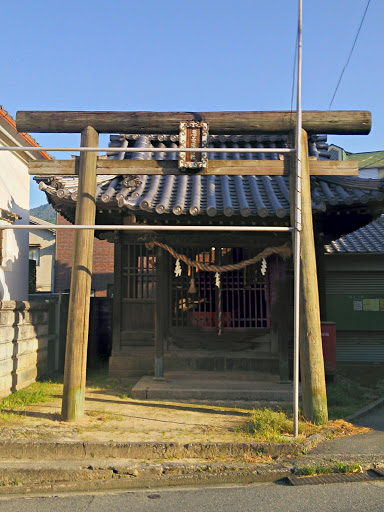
1,481,384,512
309,404,384,457
355,404,384,431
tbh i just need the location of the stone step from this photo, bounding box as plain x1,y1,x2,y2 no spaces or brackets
131,374,296,402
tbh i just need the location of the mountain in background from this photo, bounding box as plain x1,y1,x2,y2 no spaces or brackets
30,203,56,224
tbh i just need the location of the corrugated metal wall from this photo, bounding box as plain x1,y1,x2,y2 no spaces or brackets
336,331,384,363
326,271,384,295
326,264,384,363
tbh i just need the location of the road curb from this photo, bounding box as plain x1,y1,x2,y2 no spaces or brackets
346,397,384,423
0,460,293,495
0,440,303,461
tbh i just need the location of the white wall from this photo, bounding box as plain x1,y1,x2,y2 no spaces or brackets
0,149,29,300
358,168,378,179
29,229,56,292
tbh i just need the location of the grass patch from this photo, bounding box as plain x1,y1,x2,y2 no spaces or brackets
236,407,320,442
333,462,362,474
295,465,331,476
0,380,61,411
326,374,382,419
295,462,361,477
0,378,62,422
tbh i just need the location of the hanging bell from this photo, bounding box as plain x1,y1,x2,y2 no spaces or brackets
188,277,197,294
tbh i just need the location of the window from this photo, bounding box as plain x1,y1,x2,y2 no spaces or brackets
122,243,156,300
29,245,41,266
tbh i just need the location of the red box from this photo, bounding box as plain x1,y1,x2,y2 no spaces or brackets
321,322,337,376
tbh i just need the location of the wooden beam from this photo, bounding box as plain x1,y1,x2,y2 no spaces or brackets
16,110,371,135
29,159,358,176
298,129,328,425
61,126,98,422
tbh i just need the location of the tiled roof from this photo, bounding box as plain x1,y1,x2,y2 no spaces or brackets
36,134,384,222
29,215,57,232
0,106,51,161
325,216,384,254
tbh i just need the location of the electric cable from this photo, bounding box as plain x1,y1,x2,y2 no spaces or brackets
329,0,371,109
289,32,299,135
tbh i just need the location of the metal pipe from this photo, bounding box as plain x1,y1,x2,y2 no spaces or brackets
2,224,294,232
293,0,303,439
0,146,295,154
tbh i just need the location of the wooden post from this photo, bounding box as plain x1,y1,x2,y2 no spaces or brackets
154,246,169,378
61,126,98,421
268,255,280,356
298,129,328,424
111,233,122,359
270,257,292,382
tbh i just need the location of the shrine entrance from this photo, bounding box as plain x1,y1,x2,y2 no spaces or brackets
171,246,269,331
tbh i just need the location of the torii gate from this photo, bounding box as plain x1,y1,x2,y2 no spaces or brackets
17,110,370,425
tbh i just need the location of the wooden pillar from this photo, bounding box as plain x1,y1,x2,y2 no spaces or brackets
154,246,169,378
268,255,278,356
270,257,293,382
298,129,328,424
111,232,122,359
61,126,98,421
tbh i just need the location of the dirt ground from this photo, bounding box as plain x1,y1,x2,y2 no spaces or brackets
0,376,370,445
0,384,258,444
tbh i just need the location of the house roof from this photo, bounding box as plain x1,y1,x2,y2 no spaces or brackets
35,133,384,224
344,150,384,169
325,216,384,254
29,215,57,233
0,106,51,161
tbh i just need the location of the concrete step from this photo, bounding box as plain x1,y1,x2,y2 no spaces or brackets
131,373,296,402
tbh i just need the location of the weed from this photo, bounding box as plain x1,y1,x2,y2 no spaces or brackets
327,375,382,419
295,465,316,476
316,465,331,475
295,465,330,476
0,381,61,414
237,408,319,443
334,462,362,474
198,465,212,473
301,447,308,455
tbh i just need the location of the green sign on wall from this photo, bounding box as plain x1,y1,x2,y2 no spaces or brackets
326,294,384,330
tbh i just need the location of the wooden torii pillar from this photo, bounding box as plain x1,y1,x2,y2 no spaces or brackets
19,110,370,424
61,126,98,421
294,129,328,424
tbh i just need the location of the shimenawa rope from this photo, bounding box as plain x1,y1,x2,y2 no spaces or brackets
145,241,292,273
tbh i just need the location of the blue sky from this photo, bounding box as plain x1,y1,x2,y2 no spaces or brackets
1,0,382,207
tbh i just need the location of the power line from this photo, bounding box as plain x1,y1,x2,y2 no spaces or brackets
289,31,299,133
329,0,371,109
